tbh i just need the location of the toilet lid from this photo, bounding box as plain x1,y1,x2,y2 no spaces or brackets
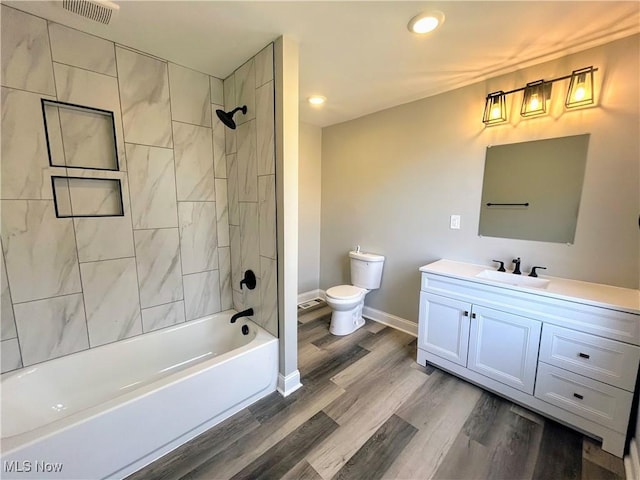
326,285,364,300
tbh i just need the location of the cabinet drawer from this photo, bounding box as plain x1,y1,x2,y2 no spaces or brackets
539,324,640,391
535,363,633,433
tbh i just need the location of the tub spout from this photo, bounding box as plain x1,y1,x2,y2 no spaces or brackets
230,308,254,323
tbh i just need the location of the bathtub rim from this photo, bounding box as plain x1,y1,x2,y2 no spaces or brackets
1,308,251,382
1,311,276,454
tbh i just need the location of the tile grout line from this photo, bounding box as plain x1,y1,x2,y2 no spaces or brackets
114,45,145,336
166,68,190,324
75,249,93,348
268,45,280,337
51,59,117,79
78,255,136,265
218,98,235,308
171,118,214,130
224,74,242,312
133,226,182,232
123,140,175,151
0,81,57,97
10,290,88,306
211,99,230,300
252,72,264,269
46,17,94,356
0,237,24,372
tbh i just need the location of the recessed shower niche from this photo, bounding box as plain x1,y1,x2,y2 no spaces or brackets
42,99,120,171
51,176,124,218
42,99,124,218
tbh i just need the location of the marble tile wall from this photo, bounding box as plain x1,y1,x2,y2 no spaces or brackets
1,243,21,371
224,43,278,337
1,87,62,200
0,6,263,373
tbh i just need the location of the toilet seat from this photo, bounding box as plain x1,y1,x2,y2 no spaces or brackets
326,285,366,300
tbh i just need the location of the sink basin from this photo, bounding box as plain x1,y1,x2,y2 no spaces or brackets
476,270,550,289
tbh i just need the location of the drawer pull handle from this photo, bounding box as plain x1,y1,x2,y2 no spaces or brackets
463,311,469,317
578,352,590,359
471,313,476,319
573,393,584,400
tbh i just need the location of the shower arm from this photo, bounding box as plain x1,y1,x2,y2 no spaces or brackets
229,106,246,116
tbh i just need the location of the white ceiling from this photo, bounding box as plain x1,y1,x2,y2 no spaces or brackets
6,1,640,127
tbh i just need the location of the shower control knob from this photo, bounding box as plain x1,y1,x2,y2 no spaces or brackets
240,270,257,290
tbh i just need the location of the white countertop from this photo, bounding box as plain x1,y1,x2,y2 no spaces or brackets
420,259,640,315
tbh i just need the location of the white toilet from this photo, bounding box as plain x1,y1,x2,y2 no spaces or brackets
325,250,385,336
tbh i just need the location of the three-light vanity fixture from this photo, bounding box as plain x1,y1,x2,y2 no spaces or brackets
482,66,596,125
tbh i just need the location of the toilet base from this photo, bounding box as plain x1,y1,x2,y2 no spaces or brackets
329,305,366,336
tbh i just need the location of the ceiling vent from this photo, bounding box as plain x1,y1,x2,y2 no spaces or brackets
62,0,119,24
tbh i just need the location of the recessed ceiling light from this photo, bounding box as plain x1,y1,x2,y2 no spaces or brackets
408,11,445,34
308,95,326,105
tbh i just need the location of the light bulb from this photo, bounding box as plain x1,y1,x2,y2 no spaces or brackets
408,11,445,34
490,105,501,119
566,69,594,108
412,17,439,33
529,94,539,111
308,95,326,105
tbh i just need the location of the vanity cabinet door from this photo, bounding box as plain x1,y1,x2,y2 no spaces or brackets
468,306,542,394
418,292,471,367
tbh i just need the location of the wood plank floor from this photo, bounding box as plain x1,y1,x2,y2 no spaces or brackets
128,306,626,480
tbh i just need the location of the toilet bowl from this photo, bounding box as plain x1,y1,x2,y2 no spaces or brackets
325,285,368,336
325,250,385,336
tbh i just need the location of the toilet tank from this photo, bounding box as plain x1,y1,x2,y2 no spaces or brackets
349,251,385,289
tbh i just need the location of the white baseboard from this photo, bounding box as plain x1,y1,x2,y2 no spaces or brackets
277,370,302,397
297,289,324,305
362,305,418,337
626,437,639,480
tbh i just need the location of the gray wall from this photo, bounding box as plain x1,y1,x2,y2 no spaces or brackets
298,122,322,294
320,34,639,323
0,6,276,374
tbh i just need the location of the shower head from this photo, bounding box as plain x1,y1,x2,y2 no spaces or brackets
216,106,247,130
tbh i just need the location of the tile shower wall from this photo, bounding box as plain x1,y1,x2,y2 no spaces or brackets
0,6,277,373
223,45,278,337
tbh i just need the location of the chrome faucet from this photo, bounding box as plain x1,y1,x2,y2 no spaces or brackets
512,257,522,275
230,308,254,323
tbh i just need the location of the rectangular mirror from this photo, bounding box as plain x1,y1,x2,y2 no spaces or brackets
478,134,590,243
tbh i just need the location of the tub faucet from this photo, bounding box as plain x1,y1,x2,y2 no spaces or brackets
230,308,254,323
512,257,522,275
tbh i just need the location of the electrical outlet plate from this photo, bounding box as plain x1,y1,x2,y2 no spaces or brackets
450,215,461,229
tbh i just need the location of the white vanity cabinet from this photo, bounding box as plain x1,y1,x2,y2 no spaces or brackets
419,293,541,394
417,259,640,457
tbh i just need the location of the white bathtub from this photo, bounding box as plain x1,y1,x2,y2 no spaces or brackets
0,310,278,479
